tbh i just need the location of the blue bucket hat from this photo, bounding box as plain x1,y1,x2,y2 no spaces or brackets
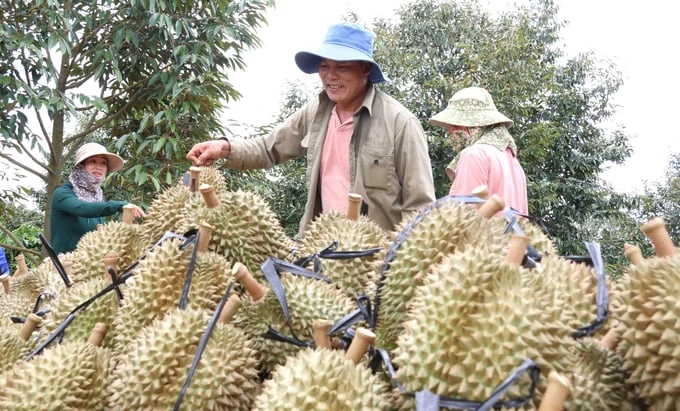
295,22,389,84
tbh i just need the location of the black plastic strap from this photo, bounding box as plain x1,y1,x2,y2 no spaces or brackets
39,233,71,288
573,242,609,339
328,294,374,335
107,267,124,303
178,230,200,310
293,240,382,275
371,349,540,410
173,282,234,411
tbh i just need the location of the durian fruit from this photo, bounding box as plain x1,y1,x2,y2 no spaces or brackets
70,221,145,284
296,208,389,301
613,218,680,410
139,183,192,246
110,236,233,352
563,336,630,410
392,236,534,404
0,323,112,410
253,327,391,410
393,236,532,401
0,313,42,373
175,184,295,283
107,305,260,410
42,275,120,347
374,196,507,352
231,263,355,374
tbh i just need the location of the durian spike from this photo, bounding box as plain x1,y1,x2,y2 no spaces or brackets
538,371,572,411
505,235,531,266
471,184,489,200
217,294,242,324
623,243,644,265
640,217,676,257
313,319,332,350
345,327,376,364
1,274,10,294
232,262,266,302
197,221,214,252
88,322,108,347
122,204,136,224
189,166,202,193
103,252,119,282
599,322,621,351
13,254,29,277
17,313,42,341
478,194,505,218
199,183,220,209
347,193,362,221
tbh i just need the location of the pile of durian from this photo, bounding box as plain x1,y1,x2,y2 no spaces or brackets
0,166,677,410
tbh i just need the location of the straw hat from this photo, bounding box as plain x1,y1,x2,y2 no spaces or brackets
74,142,124,172
430,87,513,128
295,22,389,84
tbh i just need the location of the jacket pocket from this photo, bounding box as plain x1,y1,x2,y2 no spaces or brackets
360,145,393,189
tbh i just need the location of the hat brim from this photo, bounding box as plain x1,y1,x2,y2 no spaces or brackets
429,108,513,129
80,153,124,173
295,44,389,84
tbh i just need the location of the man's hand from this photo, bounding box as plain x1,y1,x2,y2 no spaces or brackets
186,139,231,166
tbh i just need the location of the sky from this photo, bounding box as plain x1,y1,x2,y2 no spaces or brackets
220,0,680,194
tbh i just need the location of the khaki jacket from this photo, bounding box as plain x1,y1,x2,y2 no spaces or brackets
225,85,435,236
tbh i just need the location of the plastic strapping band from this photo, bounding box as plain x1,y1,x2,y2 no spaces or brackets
293,240,382,275
328,294,374,335
178,230,200,310
173,282,234,411
107,267,124,303
39,233,71,288
573,241,609,339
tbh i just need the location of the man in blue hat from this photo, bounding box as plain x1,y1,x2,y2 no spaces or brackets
188,22,435,236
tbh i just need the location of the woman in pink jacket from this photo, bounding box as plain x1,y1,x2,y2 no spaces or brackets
430,87,528,214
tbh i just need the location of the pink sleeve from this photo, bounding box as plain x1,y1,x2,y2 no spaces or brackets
449,147,489,196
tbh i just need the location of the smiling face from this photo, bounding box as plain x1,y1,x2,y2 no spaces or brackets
318,59,371,112
82,155,108,179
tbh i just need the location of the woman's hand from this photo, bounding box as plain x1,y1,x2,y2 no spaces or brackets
127,204,146,218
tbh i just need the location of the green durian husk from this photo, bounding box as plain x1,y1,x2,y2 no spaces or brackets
175,189,295,283
375,199,506,352
0,323,40,374
70,221,145,285
0,341,112,410
139,184,192,247
253,347,391,410
108,306,259,410
393,246,533,404
232,273,355,375
296,210,389,301
42,276,121,348
563,337,630,411
110,239,233,353
613,253,680,409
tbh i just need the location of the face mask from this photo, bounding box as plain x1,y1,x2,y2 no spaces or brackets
449,130,471,152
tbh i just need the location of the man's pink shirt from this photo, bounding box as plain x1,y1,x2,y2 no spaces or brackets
320,107,353,213
450,144,528,214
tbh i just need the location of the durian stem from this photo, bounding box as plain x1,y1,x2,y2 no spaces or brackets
506,235,531,266
199,183,220,208
538,371,571,411
122,204,136,224
103,252,119,282
313,319,332,349
17,313,42,341
347,193,362,221
14,254,29,277
217,294,242,324
623,243,644,265
344,327,376,364
1,274,10,294
599,323,621,351
88,323,108,347
189,166,202,193
471,184,489,200
640,217,676,257
232,262,266,302
478,194,505,218
197,221,214,252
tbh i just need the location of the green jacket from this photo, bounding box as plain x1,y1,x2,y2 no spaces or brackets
224,85,436,236
49,182,128,254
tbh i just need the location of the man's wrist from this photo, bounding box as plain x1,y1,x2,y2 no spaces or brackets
218,137,231,159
